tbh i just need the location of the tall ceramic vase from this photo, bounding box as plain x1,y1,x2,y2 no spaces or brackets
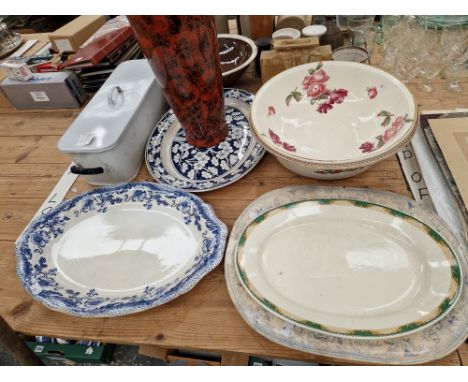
128,16,228,148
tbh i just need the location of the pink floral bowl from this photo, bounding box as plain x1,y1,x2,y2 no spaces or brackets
250,61,417,179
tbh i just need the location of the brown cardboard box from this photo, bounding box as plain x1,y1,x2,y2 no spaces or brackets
48,15,107,53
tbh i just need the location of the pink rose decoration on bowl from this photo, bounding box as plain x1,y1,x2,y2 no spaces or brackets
359,112,412,154
282,142,297,152
301,75,315,90
329,89,348,104
317,102,333,114
367,87,378,99
268,128,296,152
392,116,404,130
383,126,398,142
311,69,330,83
268,106,276,116
359,142,375,153
268,129,281,145
307,83,326,98
286,62,348,113
382,116,404,141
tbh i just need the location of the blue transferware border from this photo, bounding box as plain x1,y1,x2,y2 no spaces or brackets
145,88,265,192
15,182,227,317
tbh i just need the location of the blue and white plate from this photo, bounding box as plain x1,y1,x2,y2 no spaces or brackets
16,182,227,317
145,88,265,192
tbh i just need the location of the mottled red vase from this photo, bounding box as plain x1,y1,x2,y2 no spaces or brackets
128,16,227,148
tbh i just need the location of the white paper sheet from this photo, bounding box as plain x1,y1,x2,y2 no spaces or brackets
15,163,78,245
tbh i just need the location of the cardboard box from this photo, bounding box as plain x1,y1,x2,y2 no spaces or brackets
260,45,333,83
26,342,115,365
49,15,107,53
1,71,86,109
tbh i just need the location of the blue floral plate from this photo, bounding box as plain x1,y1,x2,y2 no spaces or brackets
145,88,265,192
15,182,227,317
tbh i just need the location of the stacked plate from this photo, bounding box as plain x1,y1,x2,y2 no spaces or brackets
225,186,467,364
146,88,265,192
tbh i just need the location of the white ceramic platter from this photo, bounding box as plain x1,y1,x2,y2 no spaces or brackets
250,61,417,167
16,182,227,317
146,89,265,192
236,198,462,339
225,187,468,363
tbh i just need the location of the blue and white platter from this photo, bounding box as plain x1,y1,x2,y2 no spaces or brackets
15,182,227,317
145,88,265,192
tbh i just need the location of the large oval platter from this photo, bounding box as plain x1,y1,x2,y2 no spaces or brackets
235,191,463,340
225,187,468,364
16,182,227,317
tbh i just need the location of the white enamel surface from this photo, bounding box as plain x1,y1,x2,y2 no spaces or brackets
49,203,201,293
251,61,416,164
239,201,453,331
58,60,167,184
58,60,163,153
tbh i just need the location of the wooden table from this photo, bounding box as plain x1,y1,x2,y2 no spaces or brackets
0,46,467,365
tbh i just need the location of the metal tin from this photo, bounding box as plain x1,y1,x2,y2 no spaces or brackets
57,59,166,185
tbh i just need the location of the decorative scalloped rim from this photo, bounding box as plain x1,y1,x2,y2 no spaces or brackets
145,88,265,192
236,198,462,339
15,182,227,317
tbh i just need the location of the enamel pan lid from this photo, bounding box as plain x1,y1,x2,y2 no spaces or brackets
58,59,159,154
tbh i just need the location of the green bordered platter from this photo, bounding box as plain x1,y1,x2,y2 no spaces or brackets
236,197,462,339
225,187,467,363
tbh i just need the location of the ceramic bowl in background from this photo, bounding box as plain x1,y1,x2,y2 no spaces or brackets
272,28,301,41
275,15,307,32
302,25,327,38
218,34,257,86
250,61,417,179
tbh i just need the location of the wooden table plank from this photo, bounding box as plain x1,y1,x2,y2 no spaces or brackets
424,350,461,366
0,112,77,137
0,136,70,165
0,43,467,365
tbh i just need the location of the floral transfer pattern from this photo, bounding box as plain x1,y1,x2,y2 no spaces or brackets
171,106,248,180
16,183,227,317
146,89,265,192
285,62,349,114
367,86,378,99
359,111,413,153
268,129,296,152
